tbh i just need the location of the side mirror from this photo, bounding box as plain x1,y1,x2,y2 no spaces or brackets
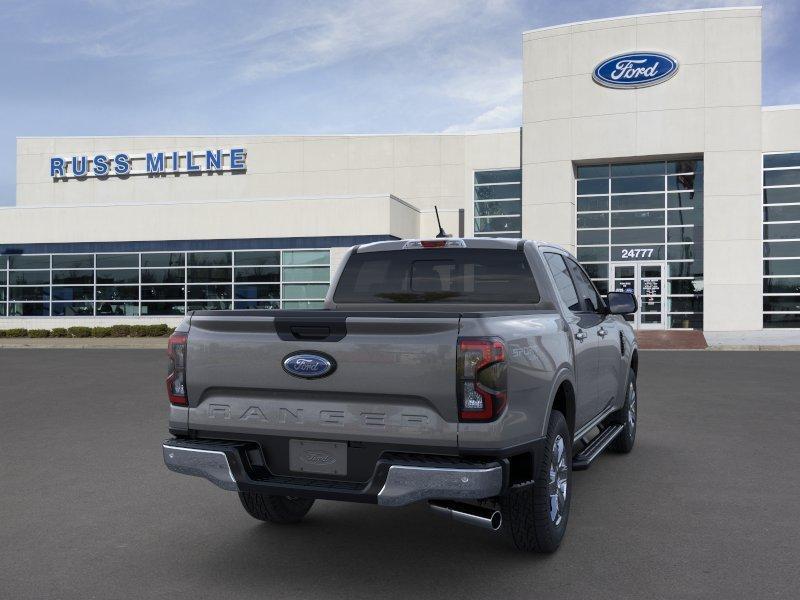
606,291,638,315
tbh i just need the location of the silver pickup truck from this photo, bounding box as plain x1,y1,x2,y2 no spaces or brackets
163,238,639,553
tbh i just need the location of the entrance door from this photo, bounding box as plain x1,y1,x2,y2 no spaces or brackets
610,262,667,330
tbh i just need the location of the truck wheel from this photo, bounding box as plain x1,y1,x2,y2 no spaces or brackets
238,492,315,524
500,410,572,553
610,368,637,453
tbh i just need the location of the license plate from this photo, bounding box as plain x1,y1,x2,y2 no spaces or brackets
289,439,347,476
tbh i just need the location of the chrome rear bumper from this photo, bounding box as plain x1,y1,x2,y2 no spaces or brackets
162,439,504,506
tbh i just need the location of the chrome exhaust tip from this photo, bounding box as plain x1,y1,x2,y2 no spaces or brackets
429,500,502,531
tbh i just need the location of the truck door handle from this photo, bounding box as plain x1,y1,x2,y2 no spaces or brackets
598,327,608,338
575,330,588,341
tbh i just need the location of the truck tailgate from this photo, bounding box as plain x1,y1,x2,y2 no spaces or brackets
186,312,460,448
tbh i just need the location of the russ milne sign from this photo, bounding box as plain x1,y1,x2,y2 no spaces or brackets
50,148,246,179
593,52,678,89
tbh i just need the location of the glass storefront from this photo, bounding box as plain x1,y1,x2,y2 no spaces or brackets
0,248,330,317
474,169,522,238
763,153,800,328
576,159,704,329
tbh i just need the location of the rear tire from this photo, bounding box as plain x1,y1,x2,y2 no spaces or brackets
610,368,637,454
238,492,315,524
500,409,572,553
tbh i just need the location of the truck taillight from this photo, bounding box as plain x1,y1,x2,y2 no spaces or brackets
166,332,188,406
456,337,507,422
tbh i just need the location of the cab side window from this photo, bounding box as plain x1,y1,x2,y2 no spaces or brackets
565,257,603,313
544,253,581,312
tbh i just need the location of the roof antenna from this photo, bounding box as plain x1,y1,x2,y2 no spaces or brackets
434,206,450,238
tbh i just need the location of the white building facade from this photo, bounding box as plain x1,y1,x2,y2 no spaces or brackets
2,6,799,333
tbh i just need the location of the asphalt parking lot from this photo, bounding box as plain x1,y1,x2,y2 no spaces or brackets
1,349,798,599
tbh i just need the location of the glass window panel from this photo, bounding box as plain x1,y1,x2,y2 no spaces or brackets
474,170,521,184
669,262,696,277
474,232,519,239
614,265,635,278
474,200,521,217
52,302,94,316
96,254,137,268
0,304,5,316
187,267,231,283
668,191,702,208
670,314,703,329
611,176,663,194
283,284,329,300
764,314,800,327
142,268,185,284
8,302,49,316
141,253,185,268
763,187,800,205
583,263,608,279
764,259,800,276
764,205,800,222
764,241,800,258
141,285,185,300
234,267,280,282
577,196,608,212
763,296,800,312
234,251,280,266
187,285,232,300
283,301,325,309
577,247,609,262
474,216,521,234
667,174,700,191
96,286,138,301
52,254,93,269
187,251,231,266
0,289,5,301
763,277,800,293
764,169,800,187
611,246,665,261
610,162,664,176
52,286,93,301
188,301,232,311
668,209,700,225
9,255,49,269
668,227,695,244
95,269,138,284
234,284,280,299
669,297,703,312
764,223,800,240
282,250,329,266
576,165,608,179
577,230,609,245
9,271,50,285
577,179,608,195
140,302,185,315
0,255,6,269
0,271,5,285
95,302,138,316
611,210,665,227
544,254,581,312
610,228,665,244
667,160,702,174
52,270,93,284
669,279,703,295
10,287,49,301
611,194,664,210
764,153,800,168
668,245,694,260
577,212,608,228
593,279,609,295
474,183,521,200
283,266,330,282
234,300,280,310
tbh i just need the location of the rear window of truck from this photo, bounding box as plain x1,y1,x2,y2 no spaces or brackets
333,248,540,304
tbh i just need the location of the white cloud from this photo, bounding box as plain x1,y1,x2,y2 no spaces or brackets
443,103,521,132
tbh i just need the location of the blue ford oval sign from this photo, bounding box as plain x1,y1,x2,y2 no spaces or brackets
593,52,678,89
282,352,336,379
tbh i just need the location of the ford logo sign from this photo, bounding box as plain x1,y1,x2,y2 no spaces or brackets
593,52,678,89
282,352,336,379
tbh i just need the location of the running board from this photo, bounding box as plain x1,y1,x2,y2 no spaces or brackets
572,425,623,471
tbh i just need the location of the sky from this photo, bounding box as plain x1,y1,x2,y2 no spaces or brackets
1,0,798,206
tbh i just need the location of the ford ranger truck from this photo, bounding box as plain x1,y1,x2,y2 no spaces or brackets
162,238,639,553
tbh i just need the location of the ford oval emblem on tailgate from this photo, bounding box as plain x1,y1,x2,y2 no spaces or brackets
282,352,336,379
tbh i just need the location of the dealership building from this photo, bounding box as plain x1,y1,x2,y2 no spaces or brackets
2,6,799,333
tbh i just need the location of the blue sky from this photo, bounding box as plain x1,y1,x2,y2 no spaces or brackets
1,0,798,206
